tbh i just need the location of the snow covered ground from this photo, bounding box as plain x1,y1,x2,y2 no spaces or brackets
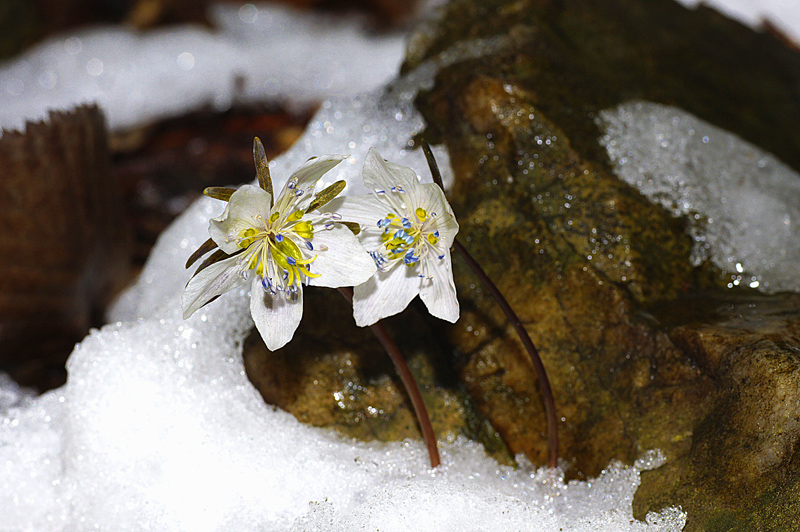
2,1,799,531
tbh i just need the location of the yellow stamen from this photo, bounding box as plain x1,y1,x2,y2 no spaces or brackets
292,220,314,240
415,207,427,222
248,251,259,271
238,227,258,248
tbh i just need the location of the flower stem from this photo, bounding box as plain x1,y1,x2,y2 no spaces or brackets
421,142,559,468
452,240,559,468
337,287,441,468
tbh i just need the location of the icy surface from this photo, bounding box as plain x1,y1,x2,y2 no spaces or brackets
0,2,406,132
675,0,800,44
598,101,800,293
2,347,684,532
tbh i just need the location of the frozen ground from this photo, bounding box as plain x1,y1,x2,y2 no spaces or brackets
1,0,799,531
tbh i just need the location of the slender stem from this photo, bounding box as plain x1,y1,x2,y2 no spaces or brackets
338,287,441,468
453,240,559,468
421,141,558,468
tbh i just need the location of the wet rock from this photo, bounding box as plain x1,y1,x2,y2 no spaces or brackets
244,287,514,464
633,295,800,531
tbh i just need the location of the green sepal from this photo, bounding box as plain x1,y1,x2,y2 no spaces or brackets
306,180,346,213
342,221,361,235
185,237,218,269
203,187,237,202
253,137,274,206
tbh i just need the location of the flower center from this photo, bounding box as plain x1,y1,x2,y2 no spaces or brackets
375,207,442,271
236,209,322,299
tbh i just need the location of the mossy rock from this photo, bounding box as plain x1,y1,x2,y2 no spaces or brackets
409,0,800,529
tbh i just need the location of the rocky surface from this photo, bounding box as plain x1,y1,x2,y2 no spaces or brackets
243,0,800,530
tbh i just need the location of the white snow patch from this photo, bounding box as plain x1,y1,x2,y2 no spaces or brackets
675,0,800,44
598,101,800,293
0,2,406,133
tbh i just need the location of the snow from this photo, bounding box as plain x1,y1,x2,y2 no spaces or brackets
675,0,800,44
0,2,408,132
598,101,800,293
2,0,799,530
2,311,684,531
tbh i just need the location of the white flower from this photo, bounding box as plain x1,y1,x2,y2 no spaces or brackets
182,152,377,350
329,147,460,326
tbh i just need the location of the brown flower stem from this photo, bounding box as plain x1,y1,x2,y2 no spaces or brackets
452,240,559,468
421,141,559,468
337,287,441,468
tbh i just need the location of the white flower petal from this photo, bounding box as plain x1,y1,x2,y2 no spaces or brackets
274,155,348,214
419,253,459,322
250,281,304,351
352,261,420,326
355,231,386,252
422,182,460,245
362,148,424,207
325,195,388,228
209,185,271,254
308,225,376,288
181,253,249,318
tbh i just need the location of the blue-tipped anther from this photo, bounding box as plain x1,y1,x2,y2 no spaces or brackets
293,189,304,197
433,230,440,237
287,257,296,266
275,234,284,242
403,251,420,265
282,269,289,280
305,241,313,250
438,254,445,260
401,218,411,229
394,229,407,239
287,180,297,189
288,286,299,302
370,250,389,269
324,222,334,230
375,189,386,195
